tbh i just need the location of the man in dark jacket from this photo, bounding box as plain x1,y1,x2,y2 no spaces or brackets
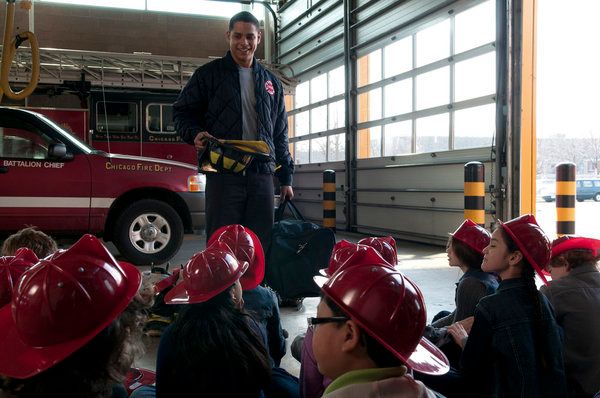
173,11,294,246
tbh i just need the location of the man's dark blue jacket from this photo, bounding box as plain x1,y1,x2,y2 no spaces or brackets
173,51,294,186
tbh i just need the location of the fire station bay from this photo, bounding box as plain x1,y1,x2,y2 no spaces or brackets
1,1,600,398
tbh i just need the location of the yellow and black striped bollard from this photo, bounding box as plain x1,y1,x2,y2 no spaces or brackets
555,162,576,236
323,170,336,231
464,162,485,226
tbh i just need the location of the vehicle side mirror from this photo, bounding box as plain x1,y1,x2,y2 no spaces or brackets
48,142,73,160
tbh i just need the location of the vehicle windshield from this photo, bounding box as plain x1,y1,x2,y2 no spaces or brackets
31,112,94,154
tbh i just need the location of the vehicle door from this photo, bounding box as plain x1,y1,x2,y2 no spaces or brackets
0,109,92,233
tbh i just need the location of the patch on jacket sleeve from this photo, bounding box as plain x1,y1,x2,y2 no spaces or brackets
265,80,275,96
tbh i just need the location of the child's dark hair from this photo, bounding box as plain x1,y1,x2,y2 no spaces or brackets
167,286,271,396
229,11,260,31
449,237,484,270
323,295,402,368
0,285,150,398
561,250,600,269
498,227,549,371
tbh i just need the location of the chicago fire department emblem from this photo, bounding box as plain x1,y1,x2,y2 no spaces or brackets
265,80,275,95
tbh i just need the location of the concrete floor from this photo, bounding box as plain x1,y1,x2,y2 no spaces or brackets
118,231,458,377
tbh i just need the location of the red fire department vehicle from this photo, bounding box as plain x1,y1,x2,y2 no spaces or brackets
0,106,205,265
28,90,198,166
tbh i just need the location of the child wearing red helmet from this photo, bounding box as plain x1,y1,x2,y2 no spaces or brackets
446,215,567,397
312,258,448,397
208,224,287,367
294,241,394,398
540,236,600,397
423,219,498,367
149,242,272,398
0,235,151,398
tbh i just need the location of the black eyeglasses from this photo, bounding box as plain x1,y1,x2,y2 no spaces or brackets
307,316,349,330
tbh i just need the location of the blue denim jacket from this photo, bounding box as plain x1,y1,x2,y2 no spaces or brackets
461,268,499,296
461,278,567,397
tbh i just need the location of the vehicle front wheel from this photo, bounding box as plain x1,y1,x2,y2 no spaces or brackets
594,193,600,202
113,199,184,265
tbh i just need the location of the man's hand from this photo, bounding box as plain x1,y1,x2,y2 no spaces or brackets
281,185,294,201
193,131,213,151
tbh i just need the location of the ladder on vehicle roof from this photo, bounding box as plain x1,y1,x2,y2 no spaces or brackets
1,45,297,94
0,45,211,91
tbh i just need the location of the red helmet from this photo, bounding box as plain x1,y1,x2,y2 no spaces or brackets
498,214,551,284
0,234,141,379
551,236,600,260
165,242,249,304
316,243,391,286
322,240,362,276
0,248,39,308
321,265,449,375
451,219,491,255
208,224,264,290
357,236,397,266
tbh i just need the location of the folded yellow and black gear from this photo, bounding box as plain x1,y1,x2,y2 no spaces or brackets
199,137,272,174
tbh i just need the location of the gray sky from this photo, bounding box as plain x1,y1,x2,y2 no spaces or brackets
537,0,600,138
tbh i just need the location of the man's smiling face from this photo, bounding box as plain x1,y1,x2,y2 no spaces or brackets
227,21,261,68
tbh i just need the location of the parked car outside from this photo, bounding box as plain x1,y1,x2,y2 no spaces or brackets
540,178,600,202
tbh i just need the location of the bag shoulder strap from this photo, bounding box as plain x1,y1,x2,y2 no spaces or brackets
275,199,305,222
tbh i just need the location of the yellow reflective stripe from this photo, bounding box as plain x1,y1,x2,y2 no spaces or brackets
556,207,576,221
323,219,336,228
464,210,485,224
323,201,336,210
323,183,336,192
464,182,485,197
556,181,576,195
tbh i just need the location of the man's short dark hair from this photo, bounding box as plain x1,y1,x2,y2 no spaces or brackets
229,11,260,31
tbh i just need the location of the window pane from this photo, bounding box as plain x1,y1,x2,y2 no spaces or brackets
0,121,52,160
358,88,382,123
416,113,449,153
310,137,327,163
454,104,495,149
416,67,450,110
455,0,495,53
96,102,137,133
311,105,328,133
311,74,328,103
328,100,345,129
328,133,345,161
295,111,309,136
285,94,294,112
147,0,244,17
295,82,310,108
384,79,412,117
287,115,295,138
295,140,309,164
416,19,450,67
147,105,161,132
162,105,175,132
358,126,382,159
357,49,382,87
455,52,495,102
384,36,412,78
384,121,412,156
41,0,144,9
328,65,345,97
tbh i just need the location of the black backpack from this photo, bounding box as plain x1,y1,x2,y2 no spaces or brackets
264,200,336,299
